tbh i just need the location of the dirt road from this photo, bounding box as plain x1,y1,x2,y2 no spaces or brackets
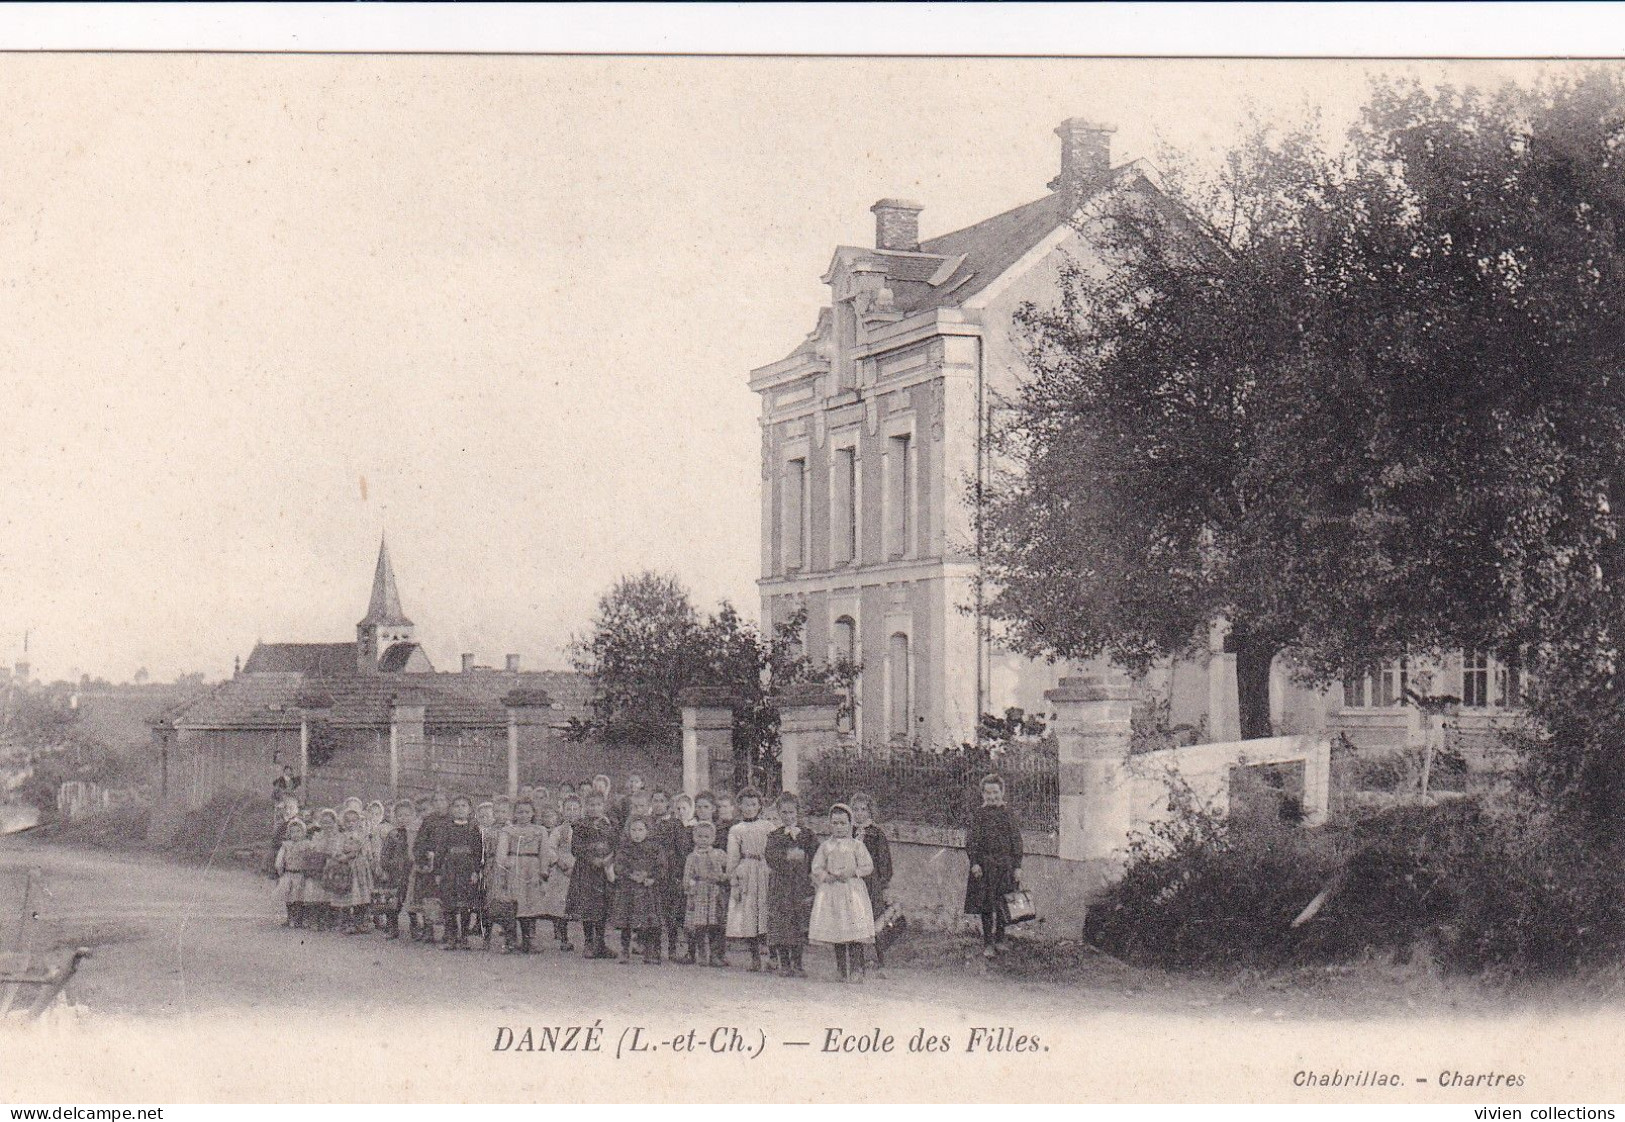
1,837,1620,1103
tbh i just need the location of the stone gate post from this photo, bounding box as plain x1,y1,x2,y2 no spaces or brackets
503,689,553,797
774,684,842,796
679,688,736,799
294,688,333,798
1046,673,1136,868
388,689,426,797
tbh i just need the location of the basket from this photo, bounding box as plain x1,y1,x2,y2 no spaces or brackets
1003,888,1037,925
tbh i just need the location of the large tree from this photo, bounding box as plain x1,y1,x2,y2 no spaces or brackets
984,71,1625,756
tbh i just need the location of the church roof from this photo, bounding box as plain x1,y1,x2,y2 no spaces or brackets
378,641,433,673
241,642,359,676
359,538,413,628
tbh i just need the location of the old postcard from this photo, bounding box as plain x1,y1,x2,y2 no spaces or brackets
1,43,1624,1106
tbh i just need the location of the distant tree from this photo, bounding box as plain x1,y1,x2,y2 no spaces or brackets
568,572,856,783
984,70,1625,760
568,572,707,749
132,667,149,685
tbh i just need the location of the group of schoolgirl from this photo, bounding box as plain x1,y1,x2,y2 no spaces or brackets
271,771,896,982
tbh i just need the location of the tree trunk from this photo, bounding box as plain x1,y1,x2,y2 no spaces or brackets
1232,637,1276,742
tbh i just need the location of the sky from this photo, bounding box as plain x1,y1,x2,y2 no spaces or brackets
0,56,1567,681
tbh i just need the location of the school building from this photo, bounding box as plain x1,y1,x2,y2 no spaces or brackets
750,118,1527,760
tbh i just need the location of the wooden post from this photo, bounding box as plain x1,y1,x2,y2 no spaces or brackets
389,723,401,796
299,717,310,784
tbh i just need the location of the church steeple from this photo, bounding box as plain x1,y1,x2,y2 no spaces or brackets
361,536,412,629
356,536,414,674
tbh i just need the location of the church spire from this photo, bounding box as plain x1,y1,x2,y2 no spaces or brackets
360,536,413,628
356,536,414,675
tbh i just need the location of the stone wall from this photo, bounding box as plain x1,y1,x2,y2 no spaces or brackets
881,823,1099,936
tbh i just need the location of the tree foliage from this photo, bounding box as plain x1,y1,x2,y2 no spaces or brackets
984,70,1625,763
568,572,857,785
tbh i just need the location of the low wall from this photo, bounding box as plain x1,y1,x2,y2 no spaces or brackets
1128,734,1331,828
880,823,1099,938
876,735,1333,940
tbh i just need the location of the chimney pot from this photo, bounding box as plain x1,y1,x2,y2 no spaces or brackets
505,654,520,673
461,653,475,673
1052,118,1116,198
870,198,923,252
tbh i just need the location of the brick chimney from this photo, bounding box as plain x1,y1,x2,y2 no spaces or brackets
1051,118,1116,200
461,653,475,673
871,198,923,252
505,654,520,673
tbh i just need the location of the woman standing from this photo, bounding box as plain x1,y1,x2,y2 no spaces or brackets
724,788,773,971
963,774,1023,958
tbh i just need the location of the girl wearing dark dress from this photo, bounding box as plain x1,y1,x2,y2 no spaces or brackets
609,816,668,964
566,792,617,959
764,792,815,977
377,799,417,940
650,790,686,960
963,774,1022,958
437,796,486,951
851,792,893,975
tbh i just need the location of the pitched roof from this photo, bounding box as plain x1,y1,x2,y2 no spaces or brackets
906,190,1075,311
359,538,412,628
168,669,593,732
241,642,359,676
856,167,1150,320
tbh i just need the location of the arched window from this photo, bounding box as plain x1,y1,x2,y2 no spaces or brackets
887,631,911,743
834,616,858,734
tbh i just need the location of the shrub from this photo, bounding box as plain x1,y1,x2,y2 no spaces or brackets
14,735,157,823
1084,790,1625,977
51,802,153,849
160,792,274,865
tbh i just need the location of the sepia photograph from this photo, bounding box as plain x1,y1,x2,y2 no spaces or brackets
1,16,1624,1106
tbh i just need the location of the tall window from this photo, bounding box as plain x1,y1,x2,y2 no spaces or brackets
833,446,859,565
887,631,911,743
833,616,858,734
1461,650,1490,708
783,457,808,572
1343,659,1408,708
1494,653,1524,708
1378,658,1409,707
885,433,913,560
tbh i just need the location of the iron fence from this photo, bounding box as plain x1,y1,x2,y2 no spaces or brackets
803,740,1059,833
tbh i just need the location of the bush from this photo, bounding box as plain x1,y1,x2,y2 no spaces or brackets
14,735,157,823
160,792,275,865
1084,792,1625,977
51,802,153,849
1351,745,1468,795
